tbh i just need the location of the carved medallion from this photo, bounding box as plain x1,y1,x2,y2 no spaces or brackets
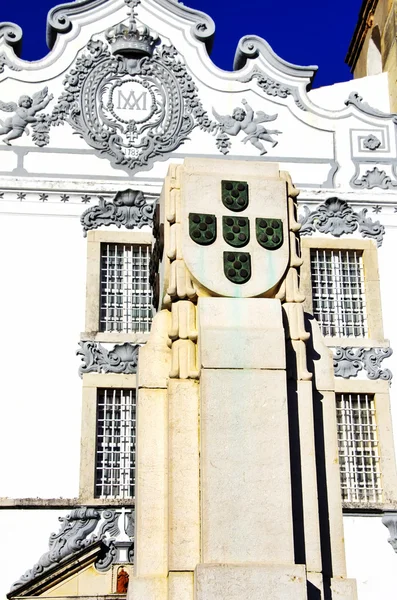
189,213,216,245
221,180,249,212
256,217,283,250
223,216,249,247
223,251,251,284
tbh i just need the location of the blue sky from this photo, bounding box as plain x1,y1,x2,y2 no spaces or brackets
0,0,364,88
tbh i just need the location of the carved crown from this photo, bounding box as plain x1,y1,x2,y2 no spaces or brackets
105,1,158,57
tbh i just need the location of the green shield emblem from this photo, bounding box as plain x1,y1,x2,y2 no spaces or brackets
256,218,283,250
189,213,217,246
223,216,250,248
221,180,249,212
224,251,251,284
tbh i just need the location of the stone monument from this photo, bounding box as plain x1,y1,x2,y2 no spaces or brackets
129,157,358,600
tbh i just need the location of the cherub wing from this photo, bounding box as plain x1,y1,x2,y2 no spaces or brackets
0,99,17,113
212,107,235,129
253,111,277,124
32,86,48,107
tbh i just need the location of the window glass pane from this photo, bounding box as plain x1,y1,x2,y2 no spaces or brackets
100,243,152,333
310,249,367,337
95,388,136,499
336,393,382,503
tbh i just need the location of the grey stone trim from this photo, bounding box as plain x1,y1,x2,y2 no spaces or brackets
47,0,109,49
333,347,393,381
0,23,23,56
46,0,215,53
0,52,21,74
81,189,155,236
299,197,385,247
10,507,134,592
233,35,318,87
239,67,306,110
351,166,397,190
382,512,397,553
345,92,397,124
77,341,139,376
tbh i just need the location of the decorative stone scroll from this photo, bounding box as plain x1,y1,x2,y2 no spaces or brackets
10,507,135,592
352,166,397,190
299,197,385,247
333,347,393,381
77,341,139,376
345,92,397,124
80,189,155,236
382,512,397,554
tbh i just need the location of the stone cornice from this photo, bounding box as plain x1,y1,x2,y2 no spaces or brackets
345,0,379,72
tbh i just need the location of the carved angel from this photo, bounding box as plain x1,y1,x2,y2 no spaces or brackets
212,98,281,155
0,87,53,145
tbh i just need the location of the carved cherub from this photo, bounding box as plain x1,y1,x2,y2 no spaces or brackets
0,87,53,145
213,98,282,155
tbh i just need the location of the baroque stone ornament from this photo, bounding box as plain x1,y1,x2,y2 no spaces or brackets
345,91,397,124
382,512,397,553
77,341,139,376
363,134,381,151
81,189,155,236
10,508,135,592
299,197,385,247
240,67,307,111
0,87,53,145
0,52,21,74
333,347,393,381
352,166,397,190
213,99,281,156
43,1,216,172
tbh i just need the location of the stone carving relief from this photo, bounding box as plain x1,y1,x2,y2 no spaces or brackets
81,189,155,236
240,67,306,110
299,197,385,246
212,98,281,156
10,508,135,592
0,52,21,74
382,512,397,553
77,341,139,375
363,134,381,151
351,166,397,190
0,87,53,145
333,347,393,381
345,91,397,124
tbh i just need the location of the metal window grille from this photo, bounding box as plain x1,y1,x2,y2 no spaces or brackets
95,388,136,499
336,393,382,503
100,243,152,333
310,249,367,337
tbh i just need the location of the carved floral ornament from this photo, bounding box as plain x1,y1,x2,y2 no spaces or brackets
10,507,135,592
0,1,289,166
333,347,393,381
299,197,385,247
77,341,139,376
80,188,155,236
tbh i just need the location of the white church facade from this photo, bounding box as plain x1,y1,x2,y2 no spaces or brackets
0,1,397,599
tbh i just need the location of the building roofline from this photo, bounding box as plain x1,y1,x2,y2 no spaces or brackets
345,0,379,72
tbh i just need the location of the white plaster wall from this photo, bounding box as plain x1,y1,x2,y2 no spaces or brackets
0,211,86,498
0,509,70,599
344,516,396,600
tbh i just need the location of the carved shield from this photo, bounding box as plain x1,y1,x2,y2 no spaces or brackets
223,216,250,248
256,218,283,250
182,168,290,298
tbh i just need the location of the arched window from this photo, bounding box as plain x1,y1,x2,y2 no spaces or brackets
367,25,382,75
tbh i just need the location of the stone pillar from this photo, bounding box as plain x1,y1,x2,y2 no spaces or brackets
128,158,358,600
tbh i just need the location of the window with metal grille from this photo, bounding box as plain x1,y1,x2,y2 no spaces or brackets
95,388,136,499
336,393,382,503
310,249,367,337
100,243,152,333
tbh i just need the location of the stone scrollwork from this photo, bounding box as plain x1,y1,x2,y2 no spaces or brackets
0,22,23,55
10,507,135,592
240,67,307,110
352,166,397,190
0,52,21,74
77,341,139,376
81,188,155,236
333,347,393,381
382,512,397,554
345,92,397,124
299,197,385,247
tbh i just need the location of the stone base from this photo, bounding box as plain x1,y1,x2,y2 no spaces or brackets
195,564,307,600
